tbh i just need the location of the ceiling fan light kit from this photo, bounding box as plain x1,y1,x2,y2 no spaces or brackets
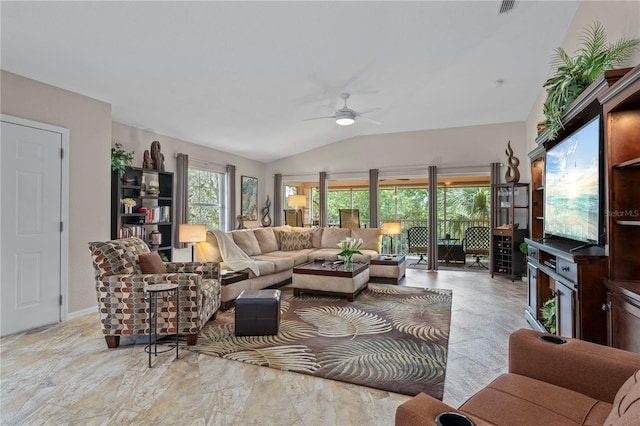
335,112,355,126
306,92,380,126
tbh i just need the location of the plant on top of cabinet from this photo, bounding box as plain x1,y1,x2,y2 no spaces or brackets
111,143,135,177
542,21,639,142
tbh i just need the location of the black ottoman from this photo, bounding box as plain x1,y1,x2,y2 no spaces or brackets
234,289,281,336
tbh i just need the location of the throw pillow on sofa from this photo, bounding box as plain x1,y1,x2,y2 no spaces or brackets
138,252,167,274
291,226,323,248
253,227,279,253
279,231,312,251
231,230,262,256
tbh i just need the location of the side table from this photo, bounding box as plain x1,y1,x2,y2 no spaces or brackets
144,283,179,368
440,238,460,263
369,255,406,284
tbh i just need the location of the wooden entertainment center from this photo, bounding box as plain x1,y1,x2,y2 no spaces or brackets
526,66,640,350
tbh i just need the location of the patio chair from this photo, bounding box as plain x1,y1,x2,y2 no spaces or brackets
284,209,302,227
407,226,429,266
339,209,360,229
463,226,490,269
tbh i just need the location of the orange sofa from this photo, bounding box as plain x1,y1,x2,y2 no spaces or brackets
396,329,640,426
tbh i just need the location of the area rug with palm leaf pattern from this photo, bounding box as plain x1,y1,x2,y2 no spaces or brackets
189,283,452,398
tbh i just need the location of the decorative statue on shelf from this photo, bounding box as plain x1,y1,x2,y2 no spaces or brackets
236,215,248,230
142,149,153,169
150,140,165,171
261,195,272,227
505,140,520,184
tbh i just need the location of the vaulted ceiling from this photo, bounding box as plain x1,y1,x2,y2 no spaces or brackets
1,1,580,162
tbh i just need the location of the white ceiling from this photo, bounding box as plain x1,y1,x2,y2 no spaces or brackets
1,1,580,163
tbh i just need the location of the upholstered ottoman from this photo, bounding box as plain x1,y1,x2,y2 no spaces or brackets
234,289,281,336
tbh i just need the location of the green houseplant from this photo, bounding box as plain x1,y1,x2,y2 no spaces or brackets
519,242,529,280
541,297,557,334
542,21,640,141
111,143,135,177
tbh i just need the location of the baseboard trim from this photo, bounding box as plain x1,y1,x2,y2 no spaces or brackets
67,306,96,319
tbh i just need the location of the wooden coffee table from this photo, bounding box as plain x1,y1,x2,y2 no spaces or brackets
369,254,406,284
291,261,369,301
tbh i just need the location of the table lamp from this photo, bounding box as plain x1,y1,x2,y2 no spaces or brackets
288,194,306,227
179,224,206,261
381,222,401,255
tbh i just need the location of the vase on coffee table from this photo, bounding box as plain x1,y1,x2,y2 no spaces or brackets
337,237,363,273
344,254,353,271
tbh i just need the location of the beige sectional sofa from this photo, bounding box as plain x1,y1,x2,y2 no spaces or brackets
196,225,382,309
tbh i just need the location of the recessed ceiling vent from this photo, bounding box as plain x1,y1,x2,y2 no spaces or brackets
499,0,516,14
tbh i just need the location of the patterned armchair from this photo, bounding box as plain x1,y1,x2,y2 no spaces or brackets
88,237,221,348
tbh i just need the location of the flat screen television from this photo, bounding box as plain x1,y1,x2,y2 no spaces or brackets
544,116,603,245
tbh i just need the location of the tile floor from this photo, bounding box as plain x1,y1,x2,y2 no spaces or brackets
1,267,528,425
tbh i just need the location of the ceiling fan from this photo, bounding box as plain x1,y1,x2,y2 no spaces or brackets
305,93,381,126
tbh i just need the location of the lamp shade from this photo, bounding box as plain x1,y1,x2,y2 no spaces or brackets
179,224,206,243
288,194,306,208
381,222,401,236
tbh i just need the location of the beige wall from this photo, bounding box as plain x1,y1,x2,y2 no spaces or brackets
1,70,112,313
525,1,640,150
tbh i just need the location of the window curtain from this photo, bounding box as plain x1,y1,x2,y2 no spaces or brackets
369,169,379,228
427,165,438,270
226,164,236,232
174,153,189,249
319,172,328,227
273,173,282,226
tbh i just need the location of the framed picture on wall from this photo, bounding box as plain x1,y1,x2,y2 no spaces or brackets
241,176,258,220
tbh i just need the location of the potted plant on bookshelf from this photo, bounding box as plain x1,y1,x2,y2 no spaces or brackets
542,21,639,142
111,142,135,178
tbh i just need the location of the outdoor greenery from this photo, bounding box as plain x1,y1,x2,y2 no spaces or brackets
438,187,490,238
188,168,222,230
309,184,490,245
542,21,640,141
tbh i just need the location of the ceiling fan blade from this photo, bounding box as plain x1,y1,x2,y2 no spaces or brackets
357,107,382,115
358,115,382,125
303,115,336,121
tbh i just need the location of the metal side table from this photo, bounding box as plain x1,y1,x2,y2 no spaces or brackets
144,283,179,368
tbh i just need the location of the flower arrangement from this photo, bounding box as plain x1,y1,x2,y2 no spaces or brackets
120,198,136,208
120,198,136,214
337,237,363,271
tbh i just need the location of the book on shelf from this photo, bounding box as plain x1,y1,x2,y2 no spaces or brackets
119,226,146,240
144,206,171,223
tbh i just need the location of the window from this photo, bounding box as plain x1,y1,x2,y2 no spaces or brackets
327,185,369,226
188,168,226,231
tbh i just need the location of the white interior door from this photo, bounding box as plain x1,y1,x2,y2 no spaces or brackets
1,120,63,336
